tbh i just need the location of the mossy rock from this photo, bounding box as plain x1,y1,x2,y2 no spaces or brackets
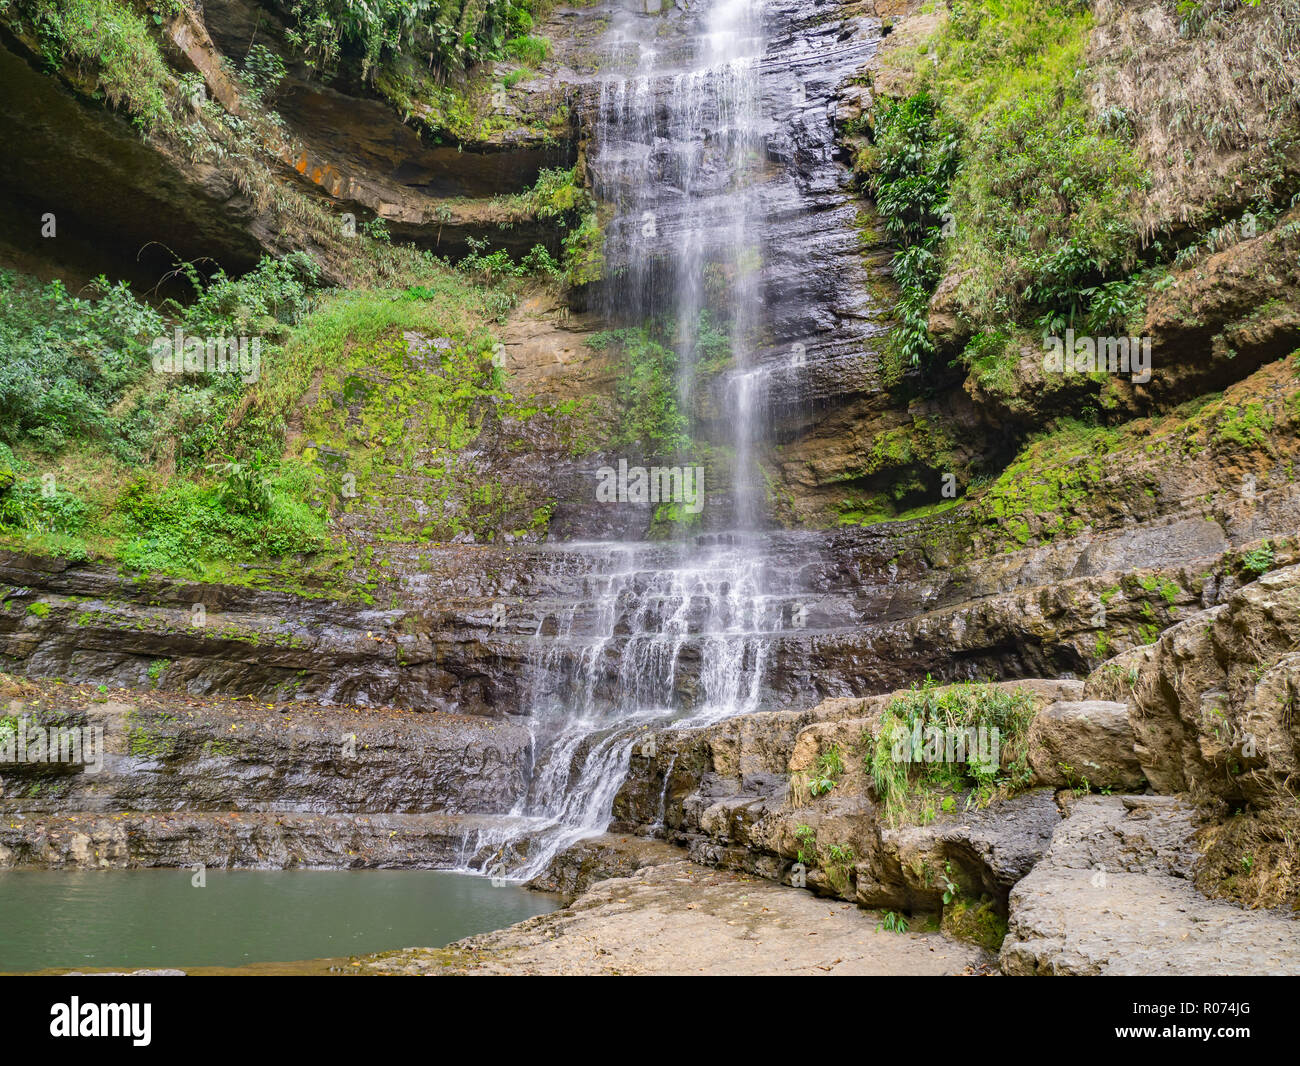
941,896,1008,951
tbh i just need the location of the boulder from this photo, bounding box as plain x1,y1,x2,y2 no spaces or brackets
1027,700,1146,790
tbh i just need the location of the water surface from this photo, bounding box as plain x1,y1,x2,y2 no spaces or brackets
0,869,556,972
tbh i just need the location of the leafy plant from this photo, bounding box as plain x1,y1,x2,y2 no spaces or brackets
795,823,816,865
868,92,960,373
208,456,274,516
280,0,540,81
940,861,962,906
808,743,846,797
1240,541,1276,577
239,43,288,103
868,678,1037,824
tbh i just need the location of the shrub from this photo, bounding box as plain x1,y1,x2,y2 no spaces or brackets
868,678,1037,823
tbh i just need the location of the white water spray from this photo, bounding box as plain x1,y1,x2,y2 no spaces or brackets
465,0,783,882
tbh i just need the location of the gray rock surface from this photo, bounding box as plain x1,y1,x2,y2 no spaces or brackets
1001,795,1300,975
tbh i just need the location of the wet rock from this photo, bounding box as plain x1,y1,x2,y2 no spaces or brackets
0,810,495,870
527,833,685,903
615,681,1101,917
0,679,529,816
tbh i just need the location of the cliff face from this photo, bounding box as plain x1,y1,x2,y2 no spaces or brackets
2,0,1299,732
0,0,1298,971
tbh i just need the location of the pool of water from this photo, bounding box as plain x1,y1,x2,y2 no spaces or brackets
0,869,558,972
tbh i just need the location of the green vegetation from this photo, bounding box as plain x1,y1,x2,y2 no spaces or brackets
0,256,334,579
807,743,845,798
941,894,1007,950
966,362,1300,552
280,0,549,81
790,823,856,897
584,310,728,452
125,707,177,757
1239,540,1276,578
970,419,1123,549
867,92,960,376
6,0,181,130
588,325,692,453
455,169,602,287
0,257,316,465
524,167,604,286
297,321,558,544
832,413,964,522
863,0,1149,384
794,823,816,866
0,220,591,586
867,678,1037,824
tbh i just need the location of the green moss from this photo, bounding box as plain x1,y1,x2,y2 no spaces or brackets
971,420,1120,549
563,209,606,287
125,708,177,758
1214,404,1274,450
941,895,1008,951
25,601,50,617
587,324,692,453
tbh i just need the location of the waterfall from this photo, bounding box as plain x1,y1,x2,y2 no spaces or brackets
464,0,793,882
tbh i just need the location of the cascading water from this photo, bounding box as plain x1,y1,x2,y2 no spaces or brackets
463,0,794,882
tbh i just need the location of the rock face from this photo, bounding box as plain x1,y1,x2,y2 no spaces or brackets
1026,701,1145,791
1095,563,1300,807
0,25,267,292
0,810,486,870
6,511,1294,721
611,679,1123,918
0,674,528,869
1001,795,1300,976
526,833,684,904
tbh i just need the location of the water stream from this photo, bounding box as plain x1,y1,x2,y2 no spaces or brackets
464,0,797,881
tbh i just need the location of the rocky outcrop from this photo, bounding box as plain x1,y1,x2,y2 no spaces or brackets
0,673,528,869
527,833,684,903
0,809,486,870
6,501,1295,721
1093,563,1300,808
0,21,267,292
1001,795,1300,975
0,0,586,289
598,567,1300,970
1026,701,1145,791
611,678,1144,921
